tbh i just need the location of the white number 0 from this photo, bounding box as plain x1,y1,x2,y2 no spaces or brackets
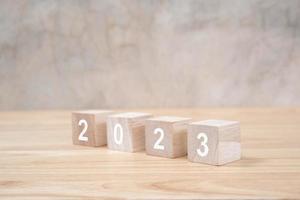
153,128,164,150
197,133,209,157
114,123,123,145
78,119,88,141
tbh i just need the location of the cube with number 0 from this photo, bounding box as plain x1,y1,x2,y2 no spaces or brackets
145,116,191,158
107,112,153,152
72,110,113,147
187,120,241,165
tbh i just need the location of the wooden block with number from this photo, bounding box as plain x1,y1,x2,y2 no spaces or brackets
187,120,241,165
107,112,153,152
145,116,191,158
72,110,113,147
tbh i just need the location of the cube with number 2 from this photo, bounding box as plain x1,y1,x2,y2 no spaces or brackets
145,116,191,158
187,120,241,165
72,110,113,147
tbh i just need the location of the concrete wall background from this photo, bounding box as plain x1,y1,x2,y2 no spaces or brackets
0,0,300,110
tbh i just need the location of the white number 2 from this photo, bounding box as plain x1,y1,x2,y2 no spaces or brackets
153,128,165,150
78,119,88,142
114,123,123,145
197,133,209,157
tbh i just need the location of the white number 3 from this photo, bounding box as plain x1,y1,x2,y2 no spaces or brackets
78,119,88,142
197,133,209,157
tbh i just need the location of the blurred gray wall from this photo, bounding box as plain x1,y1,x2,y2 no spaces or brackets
0,0,300,110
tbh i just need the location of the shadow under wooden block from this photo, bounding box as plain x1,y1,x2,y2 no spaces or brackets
145,116,191,158
187,119,241,165
107,112,153,152
72,110,113,147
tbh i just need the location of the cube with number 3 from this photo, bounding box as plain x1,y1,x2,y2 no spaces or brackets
72,110,113,147
145,116,191,158
187,120,241,165
107,112,153,152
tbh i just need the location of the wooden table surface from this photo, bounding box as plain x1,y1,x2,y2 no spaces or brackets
0,108,299,200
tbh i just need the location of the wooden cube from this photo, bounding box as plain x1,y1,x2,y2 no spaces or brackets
187,120,241,165
107,112,153,152
72,110,113,147
145,116,191,158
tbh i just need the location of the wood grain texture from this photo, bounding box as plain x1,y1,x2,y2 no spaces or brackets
0,108,300,200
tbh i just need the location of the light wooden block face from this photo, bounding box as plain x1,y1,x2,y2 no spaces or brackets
107,112,153,152
72,110,113,147
145,116,191,158
188,120,241,165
